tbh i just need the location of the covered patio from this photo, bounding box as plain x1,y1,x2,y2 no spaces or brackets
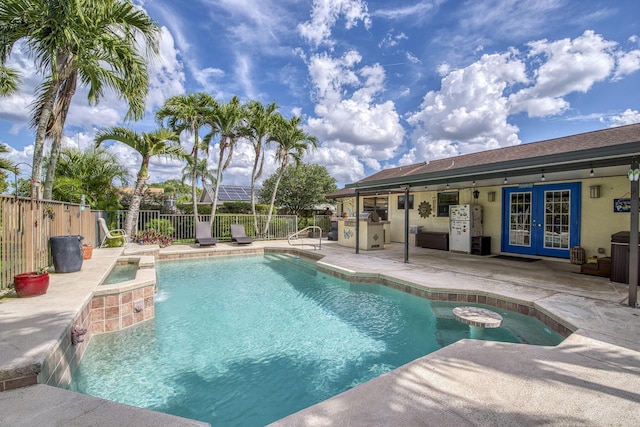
328,123,640,307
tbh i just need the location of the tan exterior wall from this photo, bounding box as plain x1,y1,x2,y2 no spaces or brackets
343,174,632,258
579,175,630,258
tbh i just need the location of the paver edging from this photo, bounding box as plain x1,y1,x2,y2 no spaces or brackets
315,262,577,337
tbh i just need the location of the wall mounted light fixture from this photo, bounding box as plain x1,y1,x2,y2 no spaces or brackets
472,189,480,199
488,191,496,202
589,185,601,198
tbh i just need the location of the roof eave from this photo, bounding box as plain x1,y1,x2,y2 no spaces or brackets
347,142,640,191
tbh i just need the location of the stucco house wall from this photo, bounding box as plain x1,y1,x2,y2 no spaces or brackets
352,174,629,259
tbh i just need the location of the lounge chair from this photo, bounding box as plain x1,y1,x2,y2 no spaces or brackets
98,217,128,247
230,224,253,245
195,221,217,247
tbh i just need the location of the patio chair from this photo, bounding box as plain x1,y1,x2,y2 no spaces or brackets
98,217,128,247
230,224,254,245
195,221,217,247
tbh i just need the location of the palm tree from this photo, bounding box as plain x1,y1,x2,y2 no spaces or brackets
0,0,160,199
156,92,216,222
95,127,183,238
0,65,19,95
246,100,280,236
203,96,248,228
41,73,75,199
0,144,17,174
53,147,129,210
263,116,318,237
181,158,216,190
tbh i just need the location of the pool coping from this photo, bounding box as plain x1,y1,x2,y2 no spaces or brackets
1,241,639,426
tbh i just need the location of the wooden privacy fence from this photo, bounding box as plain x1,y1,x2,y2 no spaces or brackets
0,195,95,294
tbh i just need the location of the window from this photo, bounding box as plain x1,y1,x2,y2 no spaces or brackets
363,196,388,220
437,192,459,217
398,194,414,210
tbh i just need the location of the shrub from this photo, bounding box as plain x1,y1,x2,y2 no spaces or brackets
145,218,174,236
135,228,173,248
297,216,313,230
104,236,125,248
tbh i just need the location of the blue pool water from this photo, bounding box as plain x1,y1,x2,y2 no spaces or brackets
70,254,563,426
102,263,138,285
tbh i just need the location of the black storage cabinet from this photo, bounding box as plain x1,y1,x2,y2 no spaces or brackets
610,231,640,284
50,235,83,273
416,231,449,251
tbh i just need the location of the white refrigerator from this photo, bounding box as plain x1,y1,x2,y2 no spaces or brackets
449,205,483,253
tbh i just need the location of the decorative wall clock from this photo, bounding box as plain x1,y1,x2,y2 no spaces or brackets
418,201,432,218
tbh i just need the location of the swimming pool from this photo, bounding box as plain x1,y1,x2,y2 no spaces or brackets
102,262,139,285
69,254,562,425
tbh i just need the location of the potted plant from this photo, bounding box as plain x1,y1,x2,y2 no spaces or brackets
13,267,50,297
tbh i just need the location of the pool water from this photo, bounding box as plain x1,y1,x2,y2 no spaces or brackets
70,254,563,426
102,263,138,285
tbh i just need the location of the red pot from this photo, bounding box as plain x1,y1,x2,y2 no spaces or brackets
14,272,50,297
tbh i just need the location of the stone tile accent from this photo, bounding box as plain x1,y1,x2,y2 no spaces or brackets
89,285,155,335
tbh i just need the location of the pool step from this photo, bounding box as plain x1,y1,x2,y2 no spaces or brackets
264,253,318,276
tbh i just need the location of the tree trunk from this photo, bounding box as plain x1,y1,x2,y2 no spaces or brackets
31,87,57,199
191,128,199,223
263,168,285,238
43,73,77,200
209,142,225,229
250,144,263,236
33,52,74,199
125,169,148,238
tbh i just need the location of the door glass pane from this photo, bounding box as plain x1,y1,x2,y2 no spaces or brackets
544,190,570,249
509,192,531,246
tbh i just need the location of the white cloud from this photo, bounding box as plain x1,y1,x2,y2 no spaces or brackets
234,54,256,100
146,26,186,111
298,0,371,48
510,30,617,117
614,49,640,80
191,67,225,93
307,51,361,102
459,0,565,40
408,51,527,161
305,51,404,168
299,47,406,185
0,94,33,134
406,52,420,64
608,109,640,127
0,43,42,133
305,145,366,185
378,31,408,49
372,1,441,22
208,0,292,54
437,63,450,76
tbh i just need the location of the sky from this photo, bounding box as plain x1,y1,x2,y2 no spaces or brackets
2,0,640,190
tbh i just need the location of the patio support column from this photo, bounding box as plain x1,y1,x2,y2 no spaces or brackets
629,160,639,307
403,185,410,263
355,189,360,255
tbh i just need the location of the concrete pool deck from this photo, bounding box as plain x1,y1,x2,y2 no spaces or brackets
1,240,639,426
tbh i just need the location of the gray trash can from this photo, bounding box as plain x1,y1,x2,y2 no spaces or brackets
50,235,84,273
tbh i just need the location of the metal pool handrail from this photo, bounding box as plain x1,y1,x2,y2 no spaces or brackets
288,226,323,250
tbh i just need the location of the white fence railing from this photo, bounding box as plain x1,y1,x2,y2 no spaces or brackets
100,211,298,242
